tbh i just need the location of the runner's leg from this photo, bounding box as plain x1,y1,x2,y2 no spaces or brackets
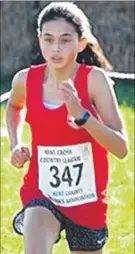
23,206,61,254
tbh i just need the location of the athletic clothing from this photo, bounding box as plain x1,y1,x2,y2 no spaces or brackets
13,199,108,251
14,63,109,232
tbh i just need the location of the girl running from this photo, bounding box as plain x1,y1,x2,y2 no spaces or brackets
6,2,128,254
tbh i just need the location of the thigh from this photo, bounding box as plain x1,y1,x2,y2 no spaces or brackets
66,223,108,252
23,206,61,254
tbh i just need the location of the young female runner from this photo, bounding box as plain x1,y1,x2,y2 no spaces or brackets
6,2,128,254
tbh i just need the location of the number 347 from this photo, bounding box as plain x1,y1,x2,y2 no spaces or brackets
49,163,84,188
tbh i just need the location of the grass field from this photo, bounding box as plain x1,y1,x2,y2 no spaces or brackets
1,83,134,254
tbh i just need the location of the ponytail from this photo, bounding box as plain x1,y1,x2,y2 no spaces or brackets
77,35,113,72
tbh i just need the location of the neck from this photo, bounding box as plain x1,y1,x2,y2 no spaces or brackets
45,62,79,86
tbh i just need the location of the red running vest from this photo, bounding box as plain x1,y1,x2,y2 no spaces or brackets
20,63,109,229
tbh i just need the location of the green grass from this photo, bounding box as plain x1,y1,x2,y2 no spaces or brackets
1,84,134,254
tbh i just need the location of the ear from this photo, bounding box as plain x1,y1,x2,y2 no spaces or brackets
78,38,87,53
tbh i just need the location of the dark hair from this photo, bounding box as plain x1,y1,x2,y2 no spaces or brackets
37,2,112,71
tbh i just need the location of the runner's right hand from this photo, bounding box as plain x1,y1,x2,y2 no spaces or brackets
11,144,31,168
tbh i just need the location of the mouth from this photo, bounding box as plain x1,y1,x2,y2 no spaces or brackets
51,56,63,63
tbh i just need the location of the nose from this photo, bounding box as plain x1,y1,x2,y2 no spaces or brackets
52,41,61,52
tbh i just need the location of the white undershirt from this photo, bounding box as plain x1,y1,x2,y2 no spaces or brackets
43,101,62,110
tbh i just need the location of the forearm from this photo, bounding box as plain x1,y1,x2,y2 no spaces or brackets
83,114,128,159
6,102,24,150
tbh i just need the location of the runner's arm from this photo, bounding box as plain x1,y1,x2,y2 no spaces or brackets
6,69,29,150
83,67,128,159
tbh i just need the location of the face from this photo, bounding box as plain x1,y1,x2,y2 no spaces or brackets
38,18,86,69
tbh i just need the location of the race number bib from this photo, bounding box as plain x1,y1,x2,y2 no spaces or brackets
38,143,98,207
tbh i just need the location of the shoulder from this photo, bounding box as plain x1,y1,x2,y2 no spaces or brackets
88,66,114,86
12,68,29,89
87,66,115,98
9,68,29,108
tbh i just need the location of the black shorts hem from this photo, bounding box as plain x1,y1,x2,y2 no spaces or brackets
13,199,64,243
13,199,108,250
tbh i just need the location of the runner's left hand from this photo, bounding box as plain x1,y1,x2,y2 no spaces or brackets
59,79,85,119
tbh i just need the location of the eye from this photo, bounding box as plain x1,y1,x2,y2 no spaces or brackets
44,38,53,43
61,39,71,43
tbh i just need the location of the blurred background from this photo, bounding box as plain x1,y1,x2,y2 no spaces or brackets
1,2,134,254
1,1,135,93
